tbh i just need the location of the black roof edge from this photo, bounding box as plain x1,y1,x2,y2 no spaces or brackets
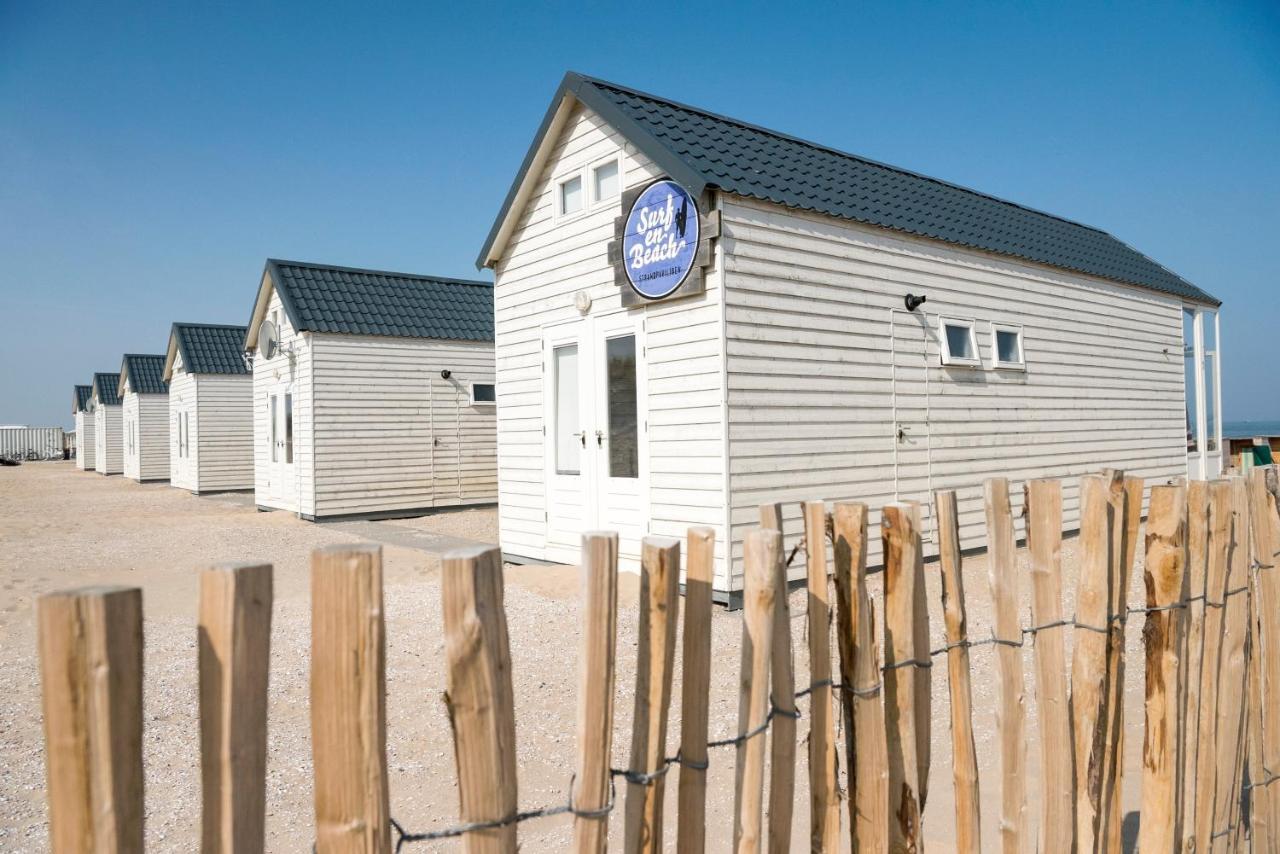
267,257,492,287
172,321,251,371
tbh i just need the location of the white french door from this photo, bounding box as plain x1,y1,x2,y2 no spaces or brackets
543,311,647,567
268,383,296,505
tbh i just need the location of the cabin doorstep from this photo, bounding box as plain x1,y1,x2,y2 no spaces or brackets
119,354,170,483
72,384,95,471
478,73,1223,602
164,323,253,494
242,259,497,520
89,371,123,475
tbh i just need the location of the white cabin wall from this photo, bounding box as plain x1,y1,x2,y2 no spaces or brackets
94,404,122,475
252,288,314,515
124,392,169,482
721,195,1186,590
307,334,496,518
493,103,729,584
122,392,141,480
193,374,253,492
75,410,95,470
169,371,198,491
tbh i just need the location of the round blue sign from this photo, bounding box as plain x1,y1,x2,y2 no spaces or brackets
622,179,700,300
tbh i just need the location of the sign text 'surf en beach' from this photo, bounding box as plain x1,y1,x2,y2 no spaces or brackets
622,179,700,300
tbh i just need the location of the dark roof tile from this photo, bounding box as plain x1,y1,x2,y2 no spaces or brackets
172,323,249,375
120,354,169,395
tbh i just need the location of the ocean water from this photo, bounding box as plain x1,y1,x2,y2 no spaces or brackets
1224,420,1280,438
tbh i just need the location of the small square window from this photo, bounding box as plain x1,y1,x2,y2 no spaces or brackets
992,323,1025,369
940,317,980,366
558,175,583,216
593,160,619,202
471,382,496,405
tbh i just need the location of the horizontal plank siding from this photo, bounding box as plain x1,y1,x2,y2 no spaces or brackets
722,195,1186,589
193,374,253,492
252,289,314,515
493,103,730,584
123,392,170,482
94,404,122,475
169,370,198,491
75,410,95,471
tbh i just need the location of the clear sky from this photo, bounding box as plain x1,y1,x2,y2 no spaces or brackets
2,1,1277,428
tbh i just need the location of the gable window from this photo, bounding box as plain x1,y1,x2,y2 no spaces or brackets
592,160,620,203
558,174,583,216
992,323,1025,370
939,317,980,367
471,382,496,405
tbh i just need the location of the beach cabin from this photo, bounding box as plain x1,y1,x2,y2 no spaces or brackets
478,72,1223,600
164,323,253,493
72,384,94,470
119,354,170,483
89,372,122,475
242,259,497,520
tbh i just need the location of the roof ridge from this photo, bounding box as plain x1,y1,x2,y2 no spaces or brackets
574,72,1114,237
268,258,493,287
174,321,249,330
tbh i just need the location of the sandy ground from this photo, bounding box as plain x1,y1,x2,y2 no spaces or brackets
0,462,1152,852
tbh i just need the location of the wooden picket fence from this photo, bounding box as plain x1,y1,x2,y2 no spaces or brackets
35,466,1280,852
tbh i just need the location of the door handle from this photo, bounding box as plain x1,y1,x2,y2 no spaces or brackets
572,431,586,448
596,430,606,447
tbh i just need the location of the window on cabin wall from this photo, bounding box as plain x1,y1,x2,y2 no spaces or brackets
285,394,293,464
1183,307,1221,457
1203,311,1219,452
992,323,1025,370
471,383,496,405
593,160,619,203
939,317,980,367
558,175,583,216
1184,309,1198,453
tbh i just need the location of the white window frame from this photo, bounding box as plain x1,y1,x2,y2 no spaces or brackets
589,156,623,207
991,322,1026,370
554,171,585,220
939,316,981,367
470,382,496,407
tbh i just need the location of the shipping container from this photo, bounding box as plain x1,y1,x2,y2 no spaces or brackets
0,427,65,461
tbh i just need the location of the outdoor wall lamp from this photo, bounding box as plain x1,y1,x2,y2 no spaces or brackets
440,369,452,380
904,293,928,312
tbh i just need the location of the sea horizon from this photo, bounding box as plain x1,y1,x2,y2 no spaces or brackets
1224,419,1280,438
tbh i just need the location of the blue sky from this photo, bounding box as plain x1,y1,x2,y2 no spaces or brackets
2,1,1277,428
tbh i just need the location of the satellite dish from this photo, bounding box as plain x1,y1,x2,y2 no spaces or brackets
258,319,279,360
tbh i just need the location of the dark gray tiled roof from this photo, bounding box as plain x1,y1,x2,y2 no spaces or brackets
92,373,121,406
265,260,493,342
120,354,169,395
73,385,92,414
480,73,1217,306
172,323,249,375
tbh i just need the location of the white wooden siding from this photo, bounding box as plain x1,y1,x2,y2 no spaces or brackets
194,374,253,492
123,391,169,482
492,103,729,584
721,195,1187,590
93,404,122,475
75,410,95,470
169,370,198,491
252,289,314,515
307,334,496,518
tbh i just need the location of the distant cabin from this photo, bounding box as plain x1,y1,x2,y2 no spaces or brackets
478,73,1223,600
72,384,94,470
242,259,497,520
118,354,170,483
89,372,122,475
164,322,253,493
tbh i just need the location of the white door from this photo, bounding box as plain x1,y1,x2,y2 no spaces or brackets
543,312,647,567
268,384,296,506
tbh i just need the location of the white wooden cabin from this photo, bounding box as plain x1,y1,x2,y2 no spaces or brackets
73,384,95,471
478,73,1224,602
89,372,123,475
119,354,170,482
164,322,253,493
243,259,497,520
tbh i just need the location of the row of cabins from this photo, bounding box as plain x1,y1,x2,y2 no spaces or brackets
66,72,1225,603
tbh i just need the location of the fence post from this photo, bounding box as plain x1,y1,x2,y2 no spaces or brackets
1138,483,1187,852
757,503,796,854
1099,473,1143,850
982,478,1026,854
1247,466,1280,839
733,527,780,854
832,502,887,852
1180,479,1210,852
934,489,981,853
38,585,144,854
199,563,273,854
1023,479,1072,852
677,527,716,854
1210,479,1251,852
442,545,518,853
625,536,682,854
573,532,619,854
802,500,840,851
1195,479,1233,852
1071,474,1113,850
882,502,926,850
311,544,390,854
